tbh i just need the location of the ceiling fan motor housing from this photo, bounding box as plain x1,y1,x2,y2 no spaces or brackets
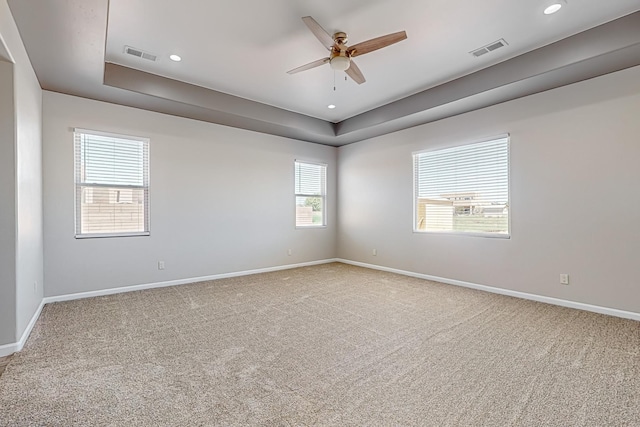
333,32,348,46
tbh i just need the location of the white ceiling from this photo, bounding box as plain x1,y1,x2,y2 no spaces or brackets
104,0,640,122
6,0,640,145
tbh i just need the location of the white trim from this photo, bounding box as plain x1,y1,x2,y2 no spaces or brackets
412,230,511,239
0,342,18,358
0,299,45,357
73,128,149,143
17,299,45,351
336,259,640,322
0,32,16,64
44,259,338,303
74,231,150,239
411,133,510,156
294,159,328,168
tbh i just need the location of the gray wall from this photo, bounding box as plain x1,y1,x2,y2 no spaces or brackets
337,65,640,314
0,60,16,345
42,66,640,314
0,0,43,346
14,43,43,335
43,91,337,297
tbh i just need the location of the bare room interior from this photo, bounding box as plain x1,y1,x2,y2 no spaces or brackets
1,0,639,425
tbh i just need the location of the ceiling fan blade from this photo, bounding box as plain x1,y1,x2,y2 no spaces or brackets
345,60,366,84
287,57,330,74
302,16,335,50
348,31,407,57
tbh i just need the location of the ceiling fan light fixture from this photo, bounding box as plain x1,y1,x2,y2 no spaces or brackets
330,56,350,71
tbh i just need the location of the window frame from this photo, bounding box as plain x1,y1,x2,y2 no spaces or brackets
294,160,327,228
412,134,510,239
73,128,150,239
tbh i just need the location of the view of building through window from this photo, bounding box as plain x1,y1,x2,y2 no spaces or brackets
295,161,327,227
414,136,509,236
74,129,150,237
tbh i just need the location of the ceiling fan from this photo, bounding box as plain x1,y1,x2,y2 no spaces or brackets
287,16,407,84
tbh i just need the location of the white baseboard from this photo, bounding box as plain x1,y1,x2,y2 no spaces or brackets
44,258,339,303
0,299,45,357
336,259,640,322
0,340,19,358
0,343,17,358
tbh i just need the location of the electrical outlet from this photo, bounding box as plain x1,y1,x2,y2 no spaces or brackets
158,261,165,270
33,281,37,293
560,274,569,285
287,249,292,256
372,248,377,256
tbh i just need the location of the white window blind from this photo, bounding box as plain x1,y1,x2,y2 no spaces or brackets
295,161,327,227
414,136,509,236
74,129,150,238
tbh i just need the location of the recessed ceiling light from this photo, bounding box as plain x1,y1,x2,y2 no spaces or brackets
544,3,563,14
169,54,182,62
328,104,336,109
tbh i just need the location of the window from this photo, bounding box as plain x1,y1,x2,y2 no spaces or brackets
74,129,150,238
295,161,326,227
414,135,509,236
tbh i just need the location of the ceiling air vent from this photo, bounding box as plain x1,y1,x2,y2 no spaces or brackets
470,39,508,58
124,46,157,62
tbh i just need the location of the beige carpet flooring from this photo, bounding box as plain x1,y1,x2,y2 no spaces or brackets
0,263,638,426
0,356,11,379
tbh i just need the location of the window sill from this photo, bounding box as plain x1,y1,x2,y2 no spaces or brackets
75,232,150,239
413,230,510,239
